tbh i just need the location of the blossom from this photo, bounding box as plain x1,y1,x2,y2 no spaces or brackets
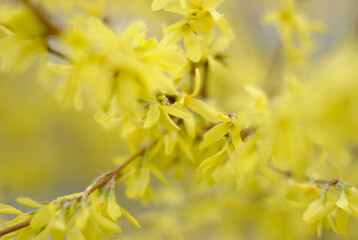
0,189,140,239
164,0,233,40
0,5,47,73
263,0,324,65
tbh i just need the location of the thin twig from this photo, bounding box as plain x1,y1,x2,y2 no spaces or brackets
0,219,31,237
76,143,154,202
0,143,155,237
19,0,61,36
199,60,209,98
267,163,293,177
47,44,70,61
268,163,344,191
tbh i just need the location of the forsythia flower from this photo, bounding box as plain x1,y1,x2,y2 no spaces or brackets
298,184,358,237
160,0,233,62
164,0,233,39
0,189,139,239
263,0,324,66
0,5,47,73
2,0,358,239
51,18,186,116
197,112,255,187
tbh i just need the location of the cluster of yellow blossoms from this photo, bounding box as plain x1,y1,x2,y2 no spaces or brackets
1,0,358,239
1,183,139,239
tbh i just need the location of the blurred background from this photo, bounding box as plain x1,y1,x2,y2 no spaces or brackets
1,0,358,239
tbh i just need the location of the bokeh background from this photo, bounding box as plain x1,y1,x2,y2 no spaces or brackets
1,0,358,239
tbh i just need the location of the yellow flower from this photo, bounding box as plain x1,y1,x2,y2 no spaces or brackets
197,146,227,178
0,5,47,74
334,190,358,235
0,204,23,215
175,68,222,131
199,113,246,150
164,0,233,40
124,151,169,200
152,0,186,11
163,20,201,62
107,190,122,221
16,197,43,208
263,0,324,63
143,99,191,131
302,197,336,225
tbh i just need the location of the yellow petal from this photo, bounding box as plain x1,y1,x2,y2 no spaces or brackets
348,203,358,216
186,98,221,123
184,31,201,62
231,114,247,130
197,148,227,178
149,163,170,185
183,113,196,138
336,207,348,235
162,29,184,46
159,109,180,131
151,0,169,11
244,85,268,113
91,212,122,233
31,205,55,230
336,195,351,213
230,126,242,149
190,68,201,97
200,123,229,150
0,204,22,215
35,225,51,240
51,217,67,232
13,228,35,240
0,232,18,240
179,0,186,8
87,17,118,45
205,0,224,10
227,148,241,179
74,206,90,230
119,207,141,228
178,138,193,160
303,198,336,224
327,214,339,234
144,104,160,129
164,2,187,15
164,131,178,155
210,10,233,40
107,194,122,220
16,197,43,208
160,105,191,119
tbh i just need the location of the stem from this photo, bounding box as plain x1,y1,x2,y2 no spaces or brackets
199,61,209,98
268,163,344,190
76,143,154,201
19,0,61,36
267,163,293,177
47,44,70,61
0,219,31,237
0,143,154,238
264,45,281,96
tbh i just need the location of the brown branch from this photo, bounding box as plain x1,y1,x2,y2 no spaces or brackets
47,44,70,61
267,163,346,191
76,143,154,202
0,143,155,238
199,60,209,99
19,0,61,36
267,163,293,178
0,219,31,237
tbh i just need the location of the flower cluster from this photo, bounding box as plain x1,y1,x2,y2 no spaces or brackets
1,0,358,239
0,175,139,239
